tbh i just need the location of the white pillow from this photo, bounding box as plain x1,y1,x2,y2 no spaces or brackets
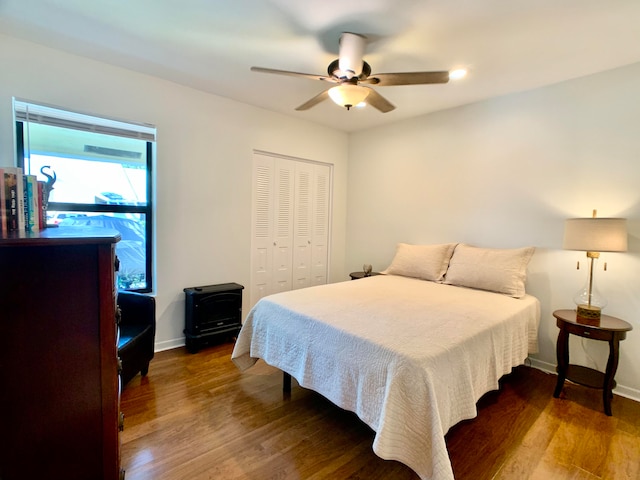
444,244,535,298
382,243,458,282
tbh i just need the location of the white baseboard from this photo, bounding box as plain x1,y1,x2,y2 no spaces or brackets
154,338,185,352
527,356,640,404
527,357,556,375
611,385,640,403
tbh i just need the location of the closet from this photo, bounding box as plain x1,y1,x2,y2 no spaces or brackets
250,152,331,307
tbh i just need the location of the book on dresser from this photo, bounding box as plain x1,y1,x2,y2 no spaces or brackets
23,174,40,232
2,166,24,232
1,167,44,234
0,227,125,480
0,167,6,234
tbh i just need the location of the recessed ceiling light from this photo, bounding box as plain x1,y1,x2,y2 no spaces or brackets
449,68,468,80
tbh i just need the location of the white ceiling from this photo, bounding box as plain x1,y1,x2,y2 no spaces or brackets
2,0,640,133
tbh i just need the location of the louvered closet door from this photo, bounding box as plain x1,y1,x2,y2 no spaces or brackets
250,154,274,307
292,161,314,290
311,164,330,285
251,152,331,307
272,159,294,294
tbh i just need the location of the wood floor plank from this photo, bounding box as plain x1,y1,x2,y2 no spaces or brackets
120,343,640,480
600,431,640,480
492,407,561,479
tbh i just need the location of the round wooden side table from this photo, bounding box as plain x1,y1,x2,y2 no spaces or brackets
552,309,632,416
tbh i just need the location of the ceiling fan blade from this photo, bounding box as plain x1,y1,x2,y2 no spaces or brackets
362,71,450,86
365,88,395,113
251,66,337,83
295,90,330,111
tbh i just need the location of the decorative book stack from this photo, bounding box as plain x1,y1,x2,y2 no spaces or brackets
0,166,49,235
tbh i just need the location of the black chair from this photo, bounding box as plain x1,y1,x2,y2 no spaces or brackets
117,291,156,386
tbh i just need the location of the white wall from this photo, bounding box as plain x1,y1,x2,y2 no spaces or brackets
347,62,640,400
3,32,639,401
0,34,349,351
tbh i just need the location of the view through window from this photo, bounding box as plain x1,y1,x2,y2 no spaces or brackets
14,100,155,292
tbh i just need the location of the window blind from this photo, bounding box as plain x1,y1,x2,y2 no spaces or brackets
13,99,156,142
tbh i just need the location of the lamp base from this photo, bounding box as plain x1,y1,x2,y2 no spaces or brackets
576,304,601,325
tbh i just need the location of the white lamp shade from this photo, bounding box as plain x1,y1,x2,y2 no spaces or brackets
563,218,628,252
328,85,370,108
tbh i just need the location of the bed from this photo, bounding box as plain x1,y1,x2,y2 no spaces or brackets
232,243,540,480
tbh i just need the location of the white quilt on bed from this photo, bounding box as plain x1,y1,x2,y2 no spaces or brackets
231,275,540,480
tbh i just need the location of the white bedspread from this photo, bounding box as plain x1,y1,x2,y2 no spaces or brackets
231,275,540,480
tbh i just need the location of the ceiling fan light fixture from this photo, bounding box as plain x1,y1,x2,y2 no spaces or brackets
251,32,452,114
328,85,370,110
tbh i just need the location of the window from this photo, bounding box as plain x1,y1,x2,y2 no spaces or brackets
14,99,155,292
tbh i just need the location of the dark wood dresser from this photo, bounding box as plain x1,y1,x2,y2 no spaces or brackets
0,228,124,480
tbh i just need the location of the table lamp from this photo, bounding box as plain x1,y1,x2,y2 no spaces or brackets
563,210,627,321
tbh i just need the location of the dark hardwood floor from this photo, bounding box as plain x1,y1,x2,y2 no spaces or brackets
121,343,640,480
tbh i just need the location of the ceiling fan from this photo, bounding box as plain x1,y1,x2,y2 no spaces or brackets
251,32,457,113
